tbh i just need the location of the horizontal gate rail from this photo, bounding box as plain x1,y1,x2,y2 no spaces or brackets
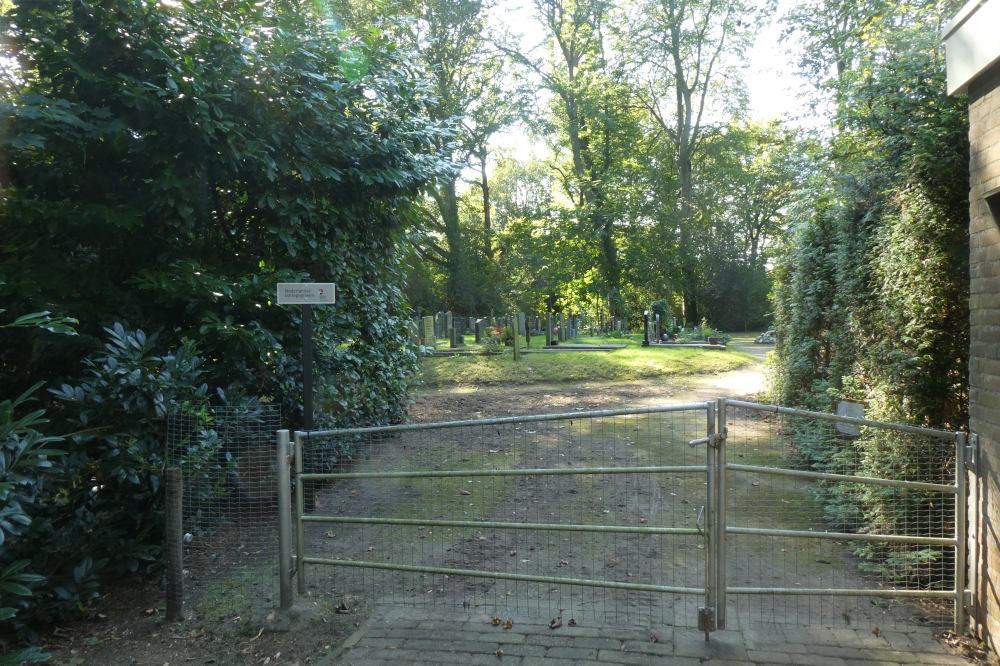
726,463,957,493
726,399,959,440
300,464,706,481
302,515,702,536
300,557,705,596
722,398,966,633
725,526,957,546
301,402,711,437
726,587,955,598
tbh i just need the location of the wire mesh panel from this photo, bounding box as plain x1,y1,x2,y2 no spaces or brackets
296,405,711,628
166,404,282,617
722,400,960,630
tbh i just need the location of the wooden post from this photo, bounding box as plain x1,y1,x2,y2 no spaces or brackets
165,467,184,620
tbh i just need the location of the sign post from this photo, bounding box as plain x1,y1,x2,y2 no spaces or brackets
277,283,335,430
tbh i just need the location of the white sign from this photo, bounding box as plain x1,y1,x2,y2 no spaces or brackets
835,400,864,436
277,283,336,305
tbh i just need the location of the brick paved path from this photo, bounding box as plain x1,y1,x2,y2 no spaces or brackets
318,608,975,666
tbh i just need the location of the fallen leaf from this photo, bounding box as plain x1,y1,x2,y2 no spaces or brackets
681,499,689,504
325,531,336,538
509,550,516,556
503,620,513,630
650,634,658,643
337,601,351,614
873,627,881,638
250,628,264,641
190,628,205,638
495,649,504,658
549,618,562,629
460,490,471,496
568,619,577,626
491,617,502,626
559,560,569,565
751,482,760,487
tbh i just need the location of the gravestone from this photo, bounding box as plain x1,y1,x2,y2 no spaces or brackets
435,312,445,337
468,317,476,334
546,312,553,346
517,312,525,336
475,319,486,344
409,320,420,345
422,316,435,349
559,313,566,341
445,311,453,337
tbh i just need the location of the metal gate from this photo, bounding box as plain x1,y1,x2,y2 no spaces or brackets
275,398,969,635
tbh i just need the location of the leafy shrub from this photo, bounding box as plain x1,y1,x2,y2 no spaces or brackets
0,0,449,636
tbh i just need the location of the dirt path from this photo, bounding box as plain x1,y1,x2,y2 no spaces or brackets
409,335,770,423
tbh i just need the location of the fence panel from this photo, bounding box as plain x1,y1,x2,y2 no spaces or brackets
294,405,712,628
722,399,961,631
166,404,282,616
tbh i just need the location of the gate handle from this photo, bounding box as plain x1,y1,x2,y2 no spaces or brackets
696,505,706,536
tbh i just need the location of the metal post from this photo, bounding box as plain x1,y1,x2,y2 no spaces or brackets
716,397,728,630
165,467,184,620
546,311,553,346
295,431,306,594
277,430,294,609
955,431,968,635
703,400,717,638
302,305,313,431
642,311,650,346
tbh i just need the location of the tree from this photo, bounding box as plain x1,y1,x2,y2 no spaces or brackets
504,0,644,317
696,121,800,329
0,0,450,628
409,0,524,313
623,0,769,323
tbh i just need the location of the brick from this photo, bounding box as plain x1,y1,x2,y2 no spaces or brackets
747,649,794,663
789,654,847,666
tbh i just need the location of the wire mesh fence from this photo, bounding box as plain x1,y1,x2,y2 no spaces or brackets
723,400,960,630
295,406,713,628
166,404,282,618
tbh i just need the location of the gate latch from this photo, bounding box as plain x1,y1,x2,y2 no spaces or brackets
698,606,715,635
689,433,726,448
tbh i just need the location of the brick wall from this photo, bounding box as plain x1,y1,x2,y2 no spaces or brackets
968,60,1000,649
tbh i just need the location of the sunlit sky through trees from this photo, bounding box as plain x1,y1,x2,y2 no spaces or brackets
485,0,812,176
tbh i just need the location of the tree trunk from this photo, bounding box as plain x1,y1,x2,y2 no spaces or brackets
480,153,493,260
678,150,698,325
431,178,473,312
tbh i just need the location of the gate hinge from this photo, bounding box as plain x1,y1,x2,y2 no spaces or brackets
689,433,727,448
964,589,973,609
697,606,715,632
967,434,979,475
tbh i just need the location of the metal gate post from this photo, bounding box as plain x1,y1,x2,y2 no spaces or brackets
295,431,306,594
700,400,717,638
716,397,728,630
955,431,968,634
277,429,294,609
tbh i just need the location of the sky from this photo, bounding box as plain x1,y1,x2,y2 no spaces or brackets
487,0,814,165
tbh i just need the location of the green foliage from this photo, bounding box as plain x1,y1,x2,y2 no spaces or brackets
770,0,969,581
0,0,449,633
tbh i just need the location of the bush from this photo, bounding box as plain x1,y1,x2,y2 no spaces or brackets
0,0,450,634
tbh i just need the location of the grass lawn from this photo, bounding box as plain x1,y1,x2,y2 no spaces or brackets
416,333,755,386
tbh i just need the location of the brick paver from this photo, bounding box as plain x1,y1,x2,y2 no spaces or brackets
317,608,976,666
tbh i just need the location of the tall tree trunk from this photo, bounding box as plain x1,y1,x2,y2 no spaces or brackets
431,178,473,312
480,153,493,260
678,147,698,325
